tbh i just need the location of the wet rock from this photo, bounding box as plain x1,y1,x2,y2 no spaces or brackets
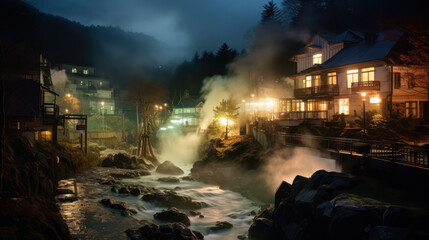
368,226,410,240
329,207,367,240
156,160,185,175
182,175,195,181
121,209,138,217
101,155,115,167
129,187,142,196
142,190,207,209
158,177,180,183
100,198,130,211
237,234,247,240
280,222,303,240
306,170,328,189
254,208,274,220
275,181,292,208
209,221,233,232
189,210,201,216
56,188,74,195
118,186,130,194
110,170,151,179
290,175,309,200
111,186,119,193
56,194,77,202
199,215,204,218
126,221,203,240
382,207,405,227
249,210,257,216
154,207,191,226
174,186,182,191
248,218,273,240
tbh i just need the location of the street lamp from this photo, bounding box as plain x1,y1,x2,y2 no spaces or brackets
361,92,366,138
67,93,71,98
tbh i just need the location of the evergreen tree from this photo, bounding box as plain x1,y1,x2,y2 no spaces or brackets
261,1,282,25
213,99,239,139
281,0,301,27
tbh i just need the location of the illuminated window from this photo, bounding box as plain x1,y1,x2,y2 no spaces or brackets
100,82,103,86
41,131,52,141
291,100,303,112
72,68,77,73
307,100,314,111
370,97,381,104
312,75,321,86
406,101,417,118
313,53,322,64
328,72,337,85
305,76,312,88
174,109,182,114
110,106,113,111
338,98,349,115
300,102,305,111
80,81,83,86
347,69,359,88
361,67,375,82
83,69,89,75
319,101,327,111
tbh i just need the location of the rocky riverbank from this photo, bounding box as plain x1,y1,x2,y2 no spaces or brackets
0,134,99,240
248,170,429,240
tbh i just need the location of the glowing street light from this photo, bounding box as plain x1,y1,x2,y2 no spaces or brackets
361,92,366,138
164,103,168,107
242,99,246,103
66,93,71,98
219,117,234,126
65,108,69,113
251,94,255,98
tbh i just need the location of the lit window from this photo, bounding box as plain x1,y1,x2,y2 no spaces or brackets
110,106,113,111
319,101,327,111
305,76,312,88
80,81,83,86
100,82,103,86
41,131,52,141
328,72,337,85
83,69,89,75
72,68,77,73
370,97,381,104
313,75,321,86
339,99,349,115
300,102,305,111
361,67,375,82
347,69,359,88
307,100,314,111
313,53,322,64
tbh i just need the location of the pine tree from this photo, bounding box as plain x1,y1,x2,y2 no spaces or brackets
281,0,301,27
213,99,239,139
261,1,282,25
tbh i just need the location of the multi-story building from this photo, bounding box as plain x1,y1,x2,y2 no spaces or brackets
278,30,428,125
169,96,203,131
62,64,117,115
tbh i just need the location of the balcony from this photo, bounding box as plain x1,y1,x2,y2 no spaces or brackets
294,84,339,98
351,81,380,93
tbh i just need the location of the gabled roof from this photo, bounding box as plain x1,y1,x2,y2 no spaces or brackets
295,30,403,74
176,98,202,108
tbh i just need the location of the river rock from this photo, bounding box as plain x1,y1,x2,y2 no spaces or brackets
329,206,367,240
101,155,115,167
142,190,206,209
290,175,309,200
110,170,151,179
182,175,195,181
275,181,292,208
56,188,74,195
189,210,201,216
158,177,180,183
156,161,185,175
100,198,130,211
56,194,77,202
154,207,191,226
248,218,273,240
209,221,233,232
368,226,410,240
126,221,203,240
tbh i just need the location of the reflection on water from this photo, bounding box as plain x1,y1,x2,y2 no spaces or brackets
58,165,259,240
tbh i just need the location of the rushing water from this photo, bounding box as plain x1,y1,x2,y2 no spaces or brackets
58,163,259,240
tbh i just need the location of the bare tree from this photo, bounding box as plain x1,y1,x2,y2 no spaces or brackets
128,78,167,158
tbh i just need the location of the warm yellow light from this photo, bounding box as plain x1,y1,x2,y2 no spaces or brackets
361,92,366,97
101,101,105,106
219,117,234,126
251,94,255,98
164,103,167,107
160,106,163,109
266,99,274,108
155,105,158,108
65,108,69,113
66,93,71,98
242,99,246,103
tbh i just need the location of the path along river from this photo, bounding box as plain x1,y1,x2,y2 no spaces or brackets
58,163,260,240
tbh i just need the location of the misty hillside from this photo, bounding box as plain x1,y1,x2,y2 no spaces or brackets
0,0,174,86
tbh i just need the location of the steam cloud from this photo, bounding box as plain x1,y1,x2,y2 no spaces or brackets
51,69,69,95
263,147,341,192
158,132,200,166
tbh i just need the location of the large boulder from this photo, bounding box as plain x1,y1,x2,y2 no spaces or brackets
100,198,131,211
126,221,203,240
290,175,309,200
248,218,273,240
275,181,292,208
156,161,185,175
209,221,233,232
329,207,368,240
154,207,191,226
158,177,180,183
114,153,138,169
101,155,115,167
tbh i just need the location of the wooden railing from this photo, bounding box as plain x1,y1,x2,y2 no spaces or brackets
277,111,328,120
351,81,380,92
279,133,429,168
294,84,339,98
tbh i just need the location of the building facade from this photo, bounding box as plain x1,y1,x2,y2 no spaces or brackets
279,30,429,125
62,64,117,115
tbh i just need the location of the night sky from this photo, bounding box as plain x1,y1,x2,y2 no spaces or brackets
30,0,282,56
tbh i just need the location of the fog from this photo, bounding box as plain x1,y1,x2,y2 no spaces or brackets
158,132,200,165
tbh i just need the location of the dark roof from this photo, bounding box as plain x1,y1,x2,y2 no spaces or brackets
296,31,403,75
176,98,201,108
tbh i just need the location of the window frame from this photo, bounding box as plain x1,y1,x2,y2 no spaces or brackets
313,53,322,65
361,67,375,82
347,69,359,88
338,98,349,115
327,72,337,85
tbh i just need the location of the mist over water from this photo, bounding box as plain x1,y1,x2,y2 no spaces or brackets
158,132,200,165
263,147,340,192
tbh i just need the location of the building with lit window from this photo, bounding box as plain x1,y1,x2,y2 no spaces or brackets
283,30,429,125
170,97,203,130
62,64,117,115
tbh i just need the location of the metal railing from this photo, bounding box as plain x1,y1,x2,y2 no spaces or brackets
351,81,380,92
294,84,339,98
279,133,429,168
277,111,328,120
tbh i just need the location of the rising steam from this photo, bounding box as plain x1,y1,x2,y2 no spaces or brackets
262,147,340,192
158,132,200,165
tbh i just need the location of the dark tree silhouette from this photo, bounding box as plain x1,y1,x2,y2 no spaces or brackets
261,1,282,25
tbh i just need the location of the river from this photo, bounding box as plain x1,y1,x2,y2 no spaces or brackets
58,163,260,240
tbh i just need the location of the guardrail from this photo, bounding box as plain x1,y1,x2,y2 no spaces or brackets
279,133,429,168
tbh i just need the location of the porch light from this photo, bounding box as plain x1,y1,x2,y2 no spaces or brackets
219,117,234,126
